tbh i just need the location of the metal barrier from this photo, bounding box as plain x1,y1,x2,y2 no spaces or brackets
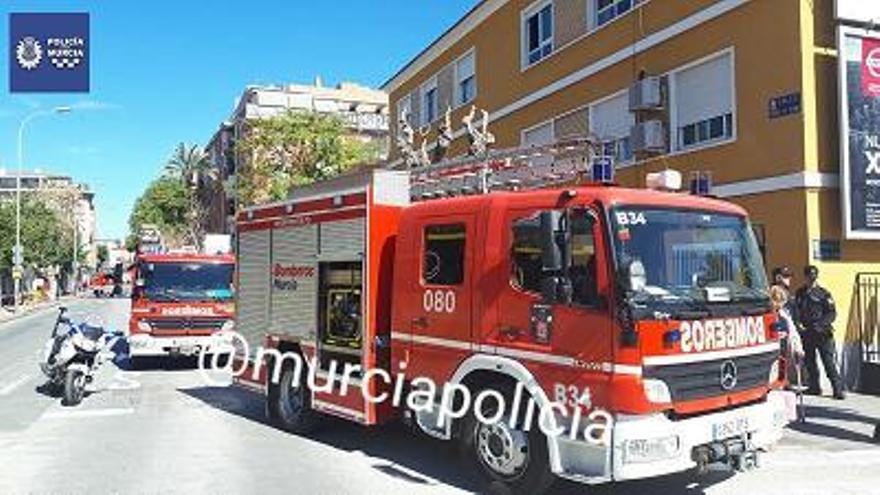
857,273,880,365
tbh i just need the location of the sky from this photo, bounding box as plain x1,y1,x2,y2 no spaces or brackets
0,0,476,240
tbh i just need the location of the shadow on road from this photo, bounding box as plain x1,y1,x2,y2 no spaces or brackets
787,404,880,445
180,385,481,492
119,355,205,372
180,385,733,495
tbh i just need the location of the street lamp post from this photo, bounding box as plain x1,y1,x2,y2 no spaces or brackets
14,106,71,312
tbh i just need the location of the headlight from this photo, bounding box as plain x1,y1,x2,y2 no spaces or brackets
623,435,681,463
768,360,780,384
137,320,152,333
72,333,99,353
642,378,672,403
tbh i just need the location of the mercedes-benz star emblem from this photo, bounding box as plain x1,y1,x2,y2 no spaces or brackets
720,360,738,391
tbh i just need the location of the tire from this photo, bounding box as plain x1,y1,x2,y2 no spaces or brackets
62,368,86,406
268,361,319,434
458,387,555,495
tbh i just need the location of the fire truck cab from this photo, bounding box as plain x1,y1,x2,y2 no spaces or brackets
128,251,236,363
232,141,794,493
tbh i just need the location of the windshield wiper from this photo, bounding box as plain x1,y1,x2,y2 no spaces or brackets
147,287,181,302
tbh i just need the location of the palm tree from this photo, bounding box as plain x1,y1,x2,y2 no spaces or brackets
164,143,216,247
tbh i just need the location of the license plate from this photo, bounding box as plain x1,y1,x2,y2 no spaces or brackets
712,416,750,441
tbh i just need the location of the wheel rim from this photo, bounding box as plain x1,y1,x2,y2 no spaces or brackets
279,373,303,418
475,419,530,478
73,373,86,400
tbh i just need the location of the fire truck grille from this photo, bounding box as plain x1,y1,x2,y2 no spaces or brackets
148,319,225,331
643,350,779,402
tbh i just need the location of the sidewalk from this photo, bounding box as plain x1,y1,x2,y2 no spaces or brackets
0,296,74,326
784,392,880,449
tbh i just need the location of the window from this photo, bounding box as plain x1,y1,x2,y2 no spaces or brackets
456,51,476,106
674,52,735,150
522,121,555,168
396,94,412,124
511,209,598,305
423,224,465,285
511,213,544,294
422,80,438,125
569,209,598,306
680,114,733,148
590,92,634,163
522,121,554,147
595,0,643,28
524,2,553,67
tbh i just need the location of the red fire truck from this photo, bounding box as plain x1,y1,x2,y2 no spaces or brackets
128,229,236,364
232,140,794,493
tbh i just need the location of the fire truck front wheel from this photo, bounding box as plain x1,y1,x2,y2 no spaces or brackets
269,363,319,434
458,387,555,494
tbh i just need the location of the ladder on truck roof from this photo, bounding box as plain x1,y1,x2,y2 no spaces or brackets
405,136,604,203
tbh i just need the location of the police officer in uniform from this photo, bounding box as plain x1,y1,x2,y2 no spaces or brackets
795,265,845,400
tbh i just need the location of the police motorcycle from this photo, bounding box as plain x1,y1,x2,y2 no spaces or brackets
39,307,124,406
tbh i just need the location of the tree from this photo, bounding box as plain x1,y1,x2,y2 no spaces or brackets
163,142,217,246
0,198,73,270
127,176,189,248
236,112,377,206
96,244,109,268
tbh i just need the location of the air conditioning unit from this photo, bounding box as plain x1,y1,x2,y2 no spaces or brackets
631,120,667,154
629,77,663,111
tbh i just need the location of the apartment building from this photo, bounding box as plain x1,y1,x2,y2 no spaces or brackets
383,0,880,388
0,169,97,267
203,80,390,234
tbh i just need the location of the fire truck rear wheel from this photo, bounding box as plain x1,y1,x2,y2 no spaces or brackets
270,363,319,434
459,387,555,494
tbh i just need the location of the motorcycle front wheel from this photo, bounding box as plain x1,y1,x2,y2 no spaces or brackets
62,368,86,406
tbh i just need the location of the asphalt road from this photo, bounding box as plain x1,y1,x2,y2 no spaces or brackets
0,298,878,494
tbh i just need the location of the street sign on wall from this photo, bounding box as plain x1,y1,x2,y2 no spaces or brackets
839,26,880,239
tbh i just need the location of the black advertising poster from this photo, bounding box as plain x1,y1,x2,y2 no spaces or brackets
841,28,880,239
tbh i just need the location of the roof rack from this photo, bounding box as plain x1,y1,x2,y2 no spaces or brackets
406,136,604,202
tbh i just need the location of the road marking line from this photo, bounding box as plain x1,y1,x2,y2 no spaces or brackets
0,374,31,395
42,407,134,419
105,372,141,391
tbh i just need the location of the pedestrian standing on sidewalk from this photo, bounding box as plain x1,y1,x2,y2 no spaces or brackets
795,265,846,400
772,265,798,321
770,285,803,386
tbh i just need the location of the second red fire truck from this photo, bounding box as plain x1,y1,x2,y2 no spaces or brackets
230,140,795,493
128,227,236,364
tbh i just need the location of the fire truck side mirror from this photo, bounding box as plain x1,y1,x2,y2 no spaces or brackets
539,211,572,305
539,211,564,272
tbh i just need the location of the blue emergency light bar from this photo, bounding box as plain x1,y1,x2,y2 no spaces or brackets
690,171,712,196
592,156,615,184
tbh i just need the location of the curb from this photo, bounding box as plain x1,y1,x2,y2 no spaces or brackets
0,297,77,326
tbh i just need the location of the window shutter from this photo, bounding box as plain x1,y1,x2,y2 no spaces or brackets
457,52,475,82
554,108,589,139
409,88,421,128
437,65,455,112
590,93,633,139
522,122,554,146
675,53,733,126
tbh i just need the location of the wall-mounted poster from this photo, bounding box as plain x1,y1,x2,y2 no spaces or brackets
839,26,880,239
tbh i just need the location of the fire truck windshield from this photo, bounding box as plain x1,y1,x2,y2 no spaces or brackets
610,207,768,304
141,262,234,302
